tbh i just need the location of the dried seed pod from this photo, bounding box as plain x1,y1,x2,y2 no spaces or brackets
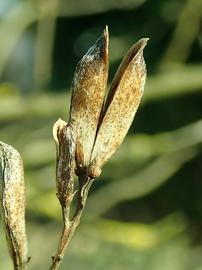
53,120,76,207
90,38,148,170
0,141,28,269
69,26,109,172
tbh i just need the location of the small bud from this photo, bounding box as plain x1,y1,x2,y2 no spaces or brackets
0,141,28,269
91,38,148,169
53,121,76,206
69,26,109,171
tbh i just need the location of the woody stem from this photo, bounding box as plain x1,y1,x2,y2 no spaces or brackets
50,175,94,270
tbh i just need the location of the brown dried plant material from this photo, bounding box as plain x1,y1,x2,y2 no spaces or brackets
53,119,76,207
69,26,109,171
51,29,149,270
90,38,148,170
0,141,28,270
68,29,148,177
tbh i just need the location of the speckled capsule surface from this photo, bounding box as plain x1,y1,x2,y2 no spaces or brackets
91,38,148,169
68,27,148,179
0,141,28,269
69,27,109,170
53,119,76,206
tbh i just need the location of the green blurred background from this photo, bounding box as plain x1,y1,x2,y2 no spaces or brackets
0,0,202,269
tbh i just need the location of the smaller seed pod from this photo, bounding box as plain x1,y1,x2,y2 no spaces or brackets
53,119,76,207
0,141,28,270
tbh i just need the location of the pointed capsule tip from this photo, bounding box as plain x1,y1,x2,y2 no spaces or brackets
103,26,109,44
104,25,109,39
97,26,109,62
142,37,150,42
84,27,109,62
142,37,149,44
126,37,149,60
136,37,149,51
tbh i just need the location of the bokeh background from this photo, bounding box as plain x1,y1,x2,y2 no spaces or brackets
0,0,202,269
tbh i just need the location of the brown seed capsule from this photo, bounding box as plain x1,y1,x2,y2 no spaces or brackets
91,38,148,169
0,141,28,269
53,120,76,207
69,26,109,172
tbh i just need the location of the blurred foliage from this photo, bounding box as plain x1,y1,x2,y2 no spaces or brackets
0,0,202,269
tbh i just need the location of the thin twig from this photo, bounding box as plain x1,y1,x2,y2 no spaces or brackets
50,175,94,270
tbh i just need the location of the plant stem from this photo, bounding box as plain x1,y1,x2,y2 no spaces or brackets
50,175,94,270
14,262,28,270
